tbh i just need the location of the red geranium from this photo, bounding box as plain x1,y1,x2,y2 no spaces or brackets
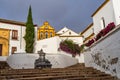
95,22,115,41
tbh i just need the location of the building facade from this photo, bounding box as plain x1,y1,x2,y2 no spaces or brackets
37,21,55,40
81,0,120,44
56,27,83,45
83,0,120,78
81,23,94,43
0,19,37,60
0,19,26,57
92,0,120,35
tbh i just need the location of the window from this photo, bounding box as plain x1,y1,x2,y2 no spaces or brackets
45,32,48,38
12,47,17,54
12,30,18,40
101,17,105,29
69,32,71,35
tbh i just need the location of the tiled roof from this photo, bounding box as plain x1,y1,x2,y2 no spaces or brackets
0,18,37,27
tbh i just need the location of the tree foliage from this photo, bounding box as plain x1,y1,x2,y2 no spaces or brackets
24,6,35,53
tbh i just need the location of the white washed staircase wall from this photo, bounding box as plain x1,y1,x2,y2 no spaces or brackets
7,53,78,69
59,50,84,63
84,24,120,78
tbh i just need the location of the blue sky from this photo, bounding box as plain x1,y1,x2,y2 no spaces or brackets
0,0,104,33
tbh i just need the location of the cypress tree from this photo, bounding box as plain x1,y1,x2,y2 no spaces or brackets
24,6,35,53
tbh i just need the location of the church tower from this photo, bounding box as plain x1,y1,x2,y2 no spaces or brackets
37,21,55,40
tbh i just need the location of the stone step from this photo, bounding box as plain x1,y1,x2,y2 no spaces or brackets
0,61,10,69
0,72,113,80
0,63,118,80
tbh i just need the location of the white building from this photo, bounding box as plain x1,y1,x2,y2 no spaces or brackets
0,18,37,61
80,0,120,44
34,27,83,54
56,27,83,45
92,0,120,35
83,0,120,78
81,23,94,43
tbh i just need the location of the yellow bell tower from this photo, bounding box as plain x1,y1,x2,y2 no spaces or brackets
37,21,55,40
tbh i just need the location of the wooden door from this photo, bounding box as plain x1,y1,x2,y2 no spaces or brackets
0,44,2,56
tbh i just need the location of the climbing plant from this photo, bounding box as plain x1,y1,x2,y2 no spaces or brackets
59,39,80,56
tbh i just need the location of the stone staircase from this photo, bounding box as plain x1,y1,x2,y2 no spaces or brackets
0,61,10,69
0,63,118,80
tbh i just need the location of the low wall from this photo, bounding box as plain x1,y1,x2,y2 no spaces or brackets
59,50,84,63
7,53,78,69
0,56,7,61
84,24,120,78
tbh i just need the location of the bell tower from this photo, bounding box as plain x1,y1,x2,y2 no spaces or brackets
37,21,55,40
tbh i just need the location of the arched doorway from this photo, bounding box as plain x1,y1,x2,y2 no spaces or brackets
0,37,9,56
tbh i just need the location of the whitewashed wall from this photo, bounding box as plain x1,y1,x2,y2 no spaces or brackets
82,26,93,39
60,37,83,45
59,50,84,63
0,56,7,61
7,53,78,69
56,27,69,34
34,36,61,53
60,29,79,36
84,25,120,78
82,25,94,42
112,0,120,25
20,26,26,53
93,1,115,35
